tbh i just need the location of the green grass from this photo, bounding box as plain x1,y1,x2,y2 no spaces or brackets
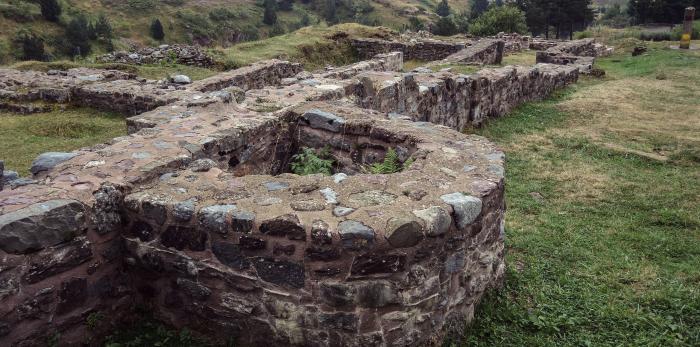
459,43,700,346
212,23,395,70
0,107,125,175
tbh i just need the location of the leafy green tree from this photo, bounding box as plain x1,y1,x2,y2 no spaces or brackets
436,0,451,17
39,0,61,22
150,18,165,40
263,0,278,25
469,5,528,36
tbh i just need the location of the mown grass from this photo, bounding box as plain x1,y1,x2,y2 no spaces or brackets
459,42,700,346
0,107,125,175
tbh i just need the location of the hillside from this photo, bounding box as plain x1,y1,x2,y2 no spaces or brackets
0,0,469,63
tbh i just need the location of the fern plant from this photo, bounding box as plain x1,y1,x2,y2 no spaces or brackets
290,147,334,176
368,148,412,174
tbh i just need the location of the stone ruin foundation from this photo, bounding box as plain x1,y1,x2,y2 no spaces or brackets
0,36,610,346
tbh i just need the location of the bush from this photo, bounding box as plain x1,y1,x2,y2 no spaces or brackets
13,30,45,61
638,31,672,41
127,0,155,11
65,15,91,57
469,5,528,37
436,0,450,17
408,16,424,31
0,1,38,22
290,147,334,175
38,0,61,22
432,16,457,36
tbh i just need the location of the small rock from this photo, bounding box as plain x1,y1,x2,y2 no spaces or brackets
413,206,451,237
338,220,374,250
198,205,236,234
320,187,338,204
385,215,424,248
291,200,326,211
171,75,192,84
332,173,348,183
189,159,218,172
311,220,332,245
333,206,355,217
30,152,77,175
440,193,482,230
302,109,346,133
264,181,289,191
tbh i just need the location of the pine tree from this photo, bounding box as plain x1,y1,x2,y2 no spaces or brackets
150,19,165,40
15,31,45,61
325,0,338,24
279,0,294,11
39,0,61,22
95,14,113,39
436,0,451,17
471,0,490,18
263,0,278,25
65,15,91,57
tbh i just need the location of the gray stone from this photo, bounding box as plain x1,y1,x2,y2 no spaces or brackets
291,200,325,211
176,278,211,300
320,187,338,204
356,281,400,308
413,206,451,236
92,184,123,235
171,75,192,84
385,215,424,248
260,214,305,240
332,173,348,183
0,200,85,254
173,199,196,222
321,282,356,306
2,170,18,183
440,193,483,229
189,158,218,172
445,252,465,273
333,206,355,217
264,181,289,191
8,178,36,189
198,204,236,234
347,190,396,207
338,220,374,250
231,210,255,233
252,257,305,288
30,152,77,175
209,90,233,103
302,109,346,132
24,237,93,283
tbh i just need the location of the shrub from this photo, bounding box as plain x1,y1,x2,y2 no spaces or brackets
432,16,457,36
95,14,113,40
638,31,672,41
469,5,528,36
263,0,277,25
436,0,450,17
408,16,424,31
127,0,155,11
290,147,334,175
38,0,61,22
14,30,45,61
0,1,38,22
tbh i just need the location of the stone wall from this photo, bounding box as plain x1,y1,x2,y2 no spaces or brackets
96,44,215,67
0,35,593,345
426,39,505,67
535,38,613,73
351,38,465,61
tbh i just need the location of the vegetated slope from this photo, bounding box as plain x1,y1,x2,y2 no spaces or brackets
0,0,468,63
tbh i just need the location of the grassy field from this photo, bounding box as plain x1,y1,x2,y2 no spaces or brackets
460,42,700,346
0,106,125,175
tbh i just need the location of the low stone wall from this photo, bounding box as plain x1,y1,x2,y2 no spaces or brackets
491,33,531,54
351,38,465,61
96,44,215,67
427,39,505,67
535,38,613,73
191,60,303,92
